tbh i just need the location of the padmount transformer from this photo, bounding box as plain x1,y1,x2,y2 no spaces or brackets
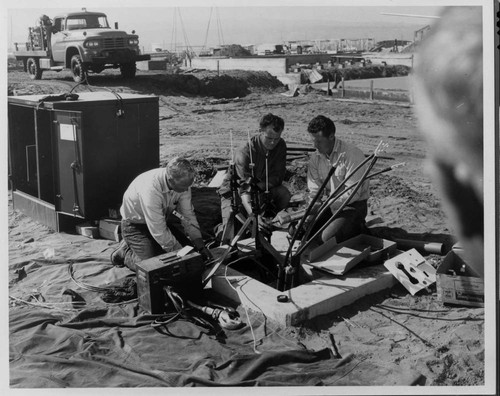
8,91,159,232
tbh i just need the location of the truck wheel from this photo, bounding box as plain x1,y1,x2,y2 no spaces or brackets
120,63,136,79
26,57,43,80
70,55,87,83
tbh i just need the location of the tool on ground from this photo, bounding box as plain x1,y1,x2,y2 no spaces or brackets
150,282,242,339
186,300,242,330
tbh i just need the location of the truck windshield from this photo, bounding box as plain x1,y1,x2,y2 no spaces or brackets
66,15,109,30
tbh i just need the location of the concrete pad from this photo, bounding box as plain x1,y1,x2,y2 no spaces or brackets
208,230,397,326
210,262,396,327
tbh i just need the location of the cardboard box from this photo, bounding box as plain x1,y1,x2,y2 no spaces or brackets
341,234,397,263
436,247,484,307
76,223,99,239
99,219,122,242
309,236,371,275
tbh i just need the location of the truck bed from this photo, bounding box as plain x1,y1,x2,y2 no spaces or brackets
14,50,50,58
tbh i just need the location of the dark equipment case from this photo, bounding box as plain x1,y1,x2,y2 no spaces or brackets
136,250,206,314
8,92,159,232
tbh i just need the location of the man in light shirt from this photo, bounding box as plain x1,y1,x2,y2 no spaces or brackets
111,157,212,271
306,115,369,244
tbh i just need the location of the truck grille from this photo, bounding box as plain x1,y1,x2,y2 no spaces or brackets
102,37,127,49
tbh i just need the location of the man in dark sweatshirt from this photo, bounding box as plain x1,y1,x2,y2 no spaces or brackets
218,113,291,241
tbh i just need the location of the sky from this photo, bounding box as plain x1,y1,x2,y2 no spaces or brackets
5,1,446,53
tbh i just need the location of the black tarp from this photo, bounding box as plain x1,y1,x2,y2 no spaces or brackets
9,219,425,388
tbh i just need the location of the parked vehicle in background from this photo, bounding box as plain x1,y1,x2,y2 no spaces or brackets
13,9,150,82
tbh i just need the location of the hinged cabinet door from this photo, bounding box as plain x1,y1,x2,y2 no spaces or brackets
52,110,85,217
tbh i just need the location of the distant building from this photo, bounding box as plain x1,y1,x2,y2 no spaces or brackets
255,43,285,56
284,38,375,54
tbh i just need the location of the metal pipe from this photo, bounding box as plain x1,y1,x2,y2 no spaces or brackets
394,238,445,255
301,149,378,243
294,154,378,262
279,155,344,291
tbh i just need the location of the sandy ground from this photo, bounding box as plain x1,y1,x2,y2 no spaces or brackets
7,66,487,386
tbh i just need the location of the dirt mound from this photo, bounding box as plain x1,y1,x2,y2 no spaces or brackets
7,61,283,98
185,69,284,90
198,74,250,98
218,44,252,57
138,70,284,98
160,69,284,97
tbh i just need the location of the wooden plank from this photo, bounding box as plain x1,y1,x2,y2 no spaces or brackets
12,190,57,231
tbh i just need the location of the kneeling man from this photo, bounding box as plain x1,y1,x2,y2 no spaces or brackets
111,157,212,271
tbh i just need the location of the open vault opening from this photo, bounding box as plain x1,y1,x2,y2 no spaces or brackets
202,141,405,326
205,231,398,327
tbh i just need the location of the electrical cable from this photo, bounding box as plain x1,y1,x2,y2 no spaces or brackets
296,154,378,259
71,77,124,115
300,143,385,244
9,294,137,310
313,152,374,220
374,304,484,322
279,161,405,291
297,142,389,257
368,307,434,348
9,295,82,311
68,262,126,293
283,144,394,290
69,79,89,93
287,150,376,267
151,311,183,328
151,287,224,338
223,256,263,354
280,153,345,290
297,161,406,246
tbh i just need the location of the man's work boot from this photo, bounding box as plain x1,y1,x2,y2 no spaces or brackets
110,240,127,267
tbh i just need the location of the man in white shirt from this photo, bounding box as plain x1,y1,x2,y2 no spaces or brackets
306,115,370,244
111,157,212,271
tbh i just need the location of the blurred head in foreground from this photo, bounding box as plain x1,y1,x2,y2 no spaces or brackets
413,6,483,276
